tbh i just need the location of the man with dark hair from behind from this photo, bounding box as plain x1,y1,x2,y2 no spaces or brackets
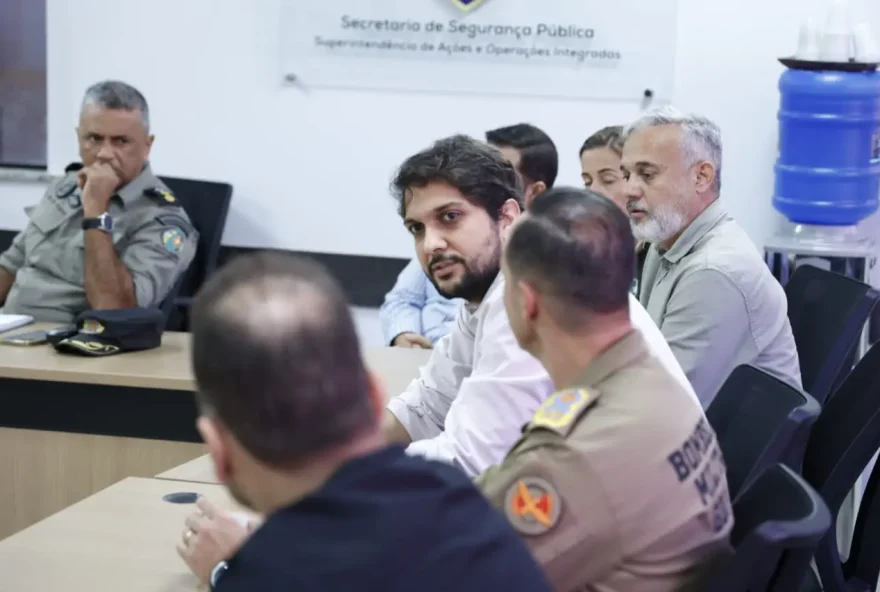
485,122,558,207
176,252,552,592
475,187,732,591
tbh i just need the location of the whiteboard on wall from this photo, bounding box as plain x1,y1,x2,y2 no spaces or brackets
280,0,678,101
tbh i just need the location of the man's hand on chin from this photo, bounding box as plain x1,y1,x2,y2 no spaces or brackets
79,162,120,216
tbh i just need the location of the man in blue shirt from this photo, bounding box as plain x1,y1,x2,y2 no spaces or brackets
379,258,460,348
177,251,552,592
380,123,558,348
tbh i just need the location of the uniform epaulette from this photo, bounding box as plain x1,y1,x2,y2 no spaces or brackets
54,175,79,199
54,163,83,198
144,186,179,205
527,388,600,437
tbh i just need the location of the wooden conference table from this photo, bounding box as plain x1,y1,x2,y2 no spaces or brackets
158,453,221,485
0,322,430,540
0,477,247,591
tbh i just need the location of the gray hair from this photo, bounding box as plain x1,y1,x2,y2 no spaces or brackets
623,106,722,194
81,80,150,132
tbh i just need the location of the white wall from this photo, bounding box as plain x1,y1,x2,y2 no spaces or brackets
352,307,384,347
0,0,879,343
0,0,876,257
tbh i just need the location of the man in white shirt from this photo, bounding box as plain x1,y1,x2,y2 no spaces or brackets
383,134,698,477
172,135,697,572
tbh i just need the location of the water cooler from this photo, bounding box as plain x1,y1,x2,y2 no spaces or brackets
765,65,880,356
764,4,880,564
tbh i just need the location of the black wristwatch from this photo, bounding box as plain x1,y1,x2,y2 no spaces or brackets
210,561,229,590
82,212,113,233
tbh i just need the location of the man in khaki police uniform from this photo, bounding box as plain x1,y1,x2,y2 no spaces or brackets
476,187,733,591
0,80,197,322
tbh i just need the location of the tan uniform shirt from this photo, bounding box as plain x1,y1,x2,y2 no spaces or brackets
639,200,801,407
476,330,733,592
0,163,198,322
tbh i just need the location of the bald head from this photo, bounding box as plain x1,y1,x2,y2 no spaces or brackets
191,252,374,467
206,271,337,346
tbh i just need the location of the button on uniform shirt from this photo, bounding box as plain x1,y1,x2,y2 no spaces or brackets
379,258,461,345
215,445,553,592
639,200,802,407
476,330,734,592
386,272,699,478
0,163,198,323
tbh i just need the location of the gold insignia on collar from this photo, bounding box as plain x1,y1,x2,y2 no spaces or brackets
147,187,176,203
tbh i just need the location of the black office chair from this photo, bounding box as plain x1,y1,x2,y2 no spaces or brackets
707,365,821,501
840,459,880,592
156,275,184,329
702,464,831,591
798,342,880,591
785,264,880,405
158,176,233,331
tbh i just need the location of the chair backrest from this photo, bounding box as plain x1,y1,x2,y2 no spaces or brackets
156,274,184,329
702,464,832,592
158,176,232,302
785,264,880,404
707,365,821,500
845,460,880,590
801,342,880,590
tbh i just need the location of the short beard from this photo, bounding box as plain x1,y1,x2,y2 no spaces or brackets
429,235,501,303
631,205,686,244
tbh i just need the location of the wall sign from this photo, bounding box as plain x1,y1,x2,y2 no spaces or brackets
280,0,678,101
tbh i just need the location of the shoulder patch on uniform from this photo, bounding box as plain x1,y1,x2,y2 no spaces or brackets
144,186,177,204
528,388,599,436
161,228,186,254
504,477,561,536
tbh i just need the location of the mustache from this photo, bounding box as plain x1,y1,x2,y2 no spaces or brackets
626,201,649,213
428,254,465,272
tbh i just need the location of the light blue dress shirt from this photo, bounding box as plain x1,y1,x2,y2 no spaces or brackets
380,258,460,345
